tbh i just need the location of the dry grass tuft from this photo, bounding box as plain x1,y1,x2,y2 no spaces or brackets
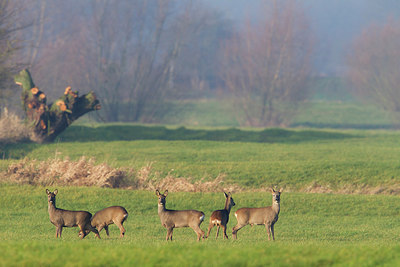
2,157,399,195
0,108,31,143
1,157,241,192
5,157,131,188
123,162,242,192
142,173,242,193
302,182,400,195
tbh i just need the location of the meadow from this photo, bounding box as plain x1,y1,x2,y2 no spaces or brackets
1,123,400,266
2,125,400,192
0,184,399,266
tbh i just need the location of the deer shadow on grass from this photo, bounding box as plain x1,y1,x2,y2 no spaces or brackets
57,124,357,143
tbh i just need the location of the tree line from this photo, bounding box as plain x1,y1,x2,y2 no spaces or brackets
0,0,400,127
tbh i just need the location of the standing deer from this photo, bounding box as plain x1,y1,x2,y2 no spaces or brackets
156,189,205,241
46,189,100,239
90,206,128,238
205,192,235,239
232,188,282,241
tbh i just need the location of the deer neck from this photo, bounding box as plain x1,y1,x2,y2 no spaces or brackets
48,201,57,216
158,203,166,215
272,200,280,214
224,198,232,213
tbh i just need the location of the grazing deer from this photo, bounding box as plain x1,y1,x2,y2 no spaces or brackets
232,188,282,241
90,206,128,238
206,192,235,239
46,189,100,239
156,189,205,241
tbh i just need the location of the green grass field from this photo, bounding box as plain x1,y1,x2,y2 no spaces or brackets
1,124,400,266
2,125,400,192
0,184,399,266
95,92,394,128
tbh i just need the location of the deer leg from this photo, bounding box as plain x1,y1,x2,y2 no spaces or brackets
79,225,87,239
166,228,173,241
216,225,220,239
83,224,101,239
265,224,271,241
232,223,246,240
97,224,104,234
115,221,126,238
56,226,62,238
206,222,214,239
192,225,204,241
90,225,101,239
271,223,275,241
222,224,228,239
104,225,110,236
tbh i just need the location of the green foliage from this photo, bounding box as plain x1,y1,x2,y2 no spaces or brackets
0,184,399,266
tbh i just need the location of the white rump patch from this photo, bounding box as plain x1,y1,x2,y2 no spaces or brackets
200,214,205,222
235,212,238,218
211,219,221,225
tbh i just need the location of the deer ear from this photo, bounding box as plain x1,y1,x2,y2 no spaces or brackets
156,190,161,196
279,188,283,193
164,190,168,196
54,189,58,195
46,189,50,194
224,192,228,198
270,188,275,193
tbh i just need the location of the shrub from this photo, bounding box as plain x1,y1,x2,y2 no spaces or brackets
0,108,31,143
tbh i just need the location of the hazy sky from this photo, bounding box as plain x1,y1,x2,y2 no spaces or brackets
204,0,400,75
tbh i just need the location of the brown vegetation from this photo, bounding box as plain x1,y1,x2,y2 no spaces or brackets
1,157,399,195
0,108,31,143
302,181,400,195
152,174,241,193
1,157,240,192
5,157,129,188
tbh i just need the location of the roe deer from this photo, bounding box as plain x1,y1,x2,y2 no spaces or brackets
156,189,205,241
90,206,128,237
205,192,235,239
232,188,282,241
46,189,100,239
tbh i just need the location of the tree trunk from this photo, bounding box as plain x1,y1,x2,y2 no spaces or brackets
14,69,101,143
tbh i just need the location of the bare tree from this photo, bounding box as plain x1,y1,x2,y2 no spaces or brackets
79,0,134,122
123,0,175,122
15,0,93,101
14,68,100,143
347,18,400,123
78,0,196,122
172,5,233,99
219,0,313,127
9,0,235,123
0,0,26,108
